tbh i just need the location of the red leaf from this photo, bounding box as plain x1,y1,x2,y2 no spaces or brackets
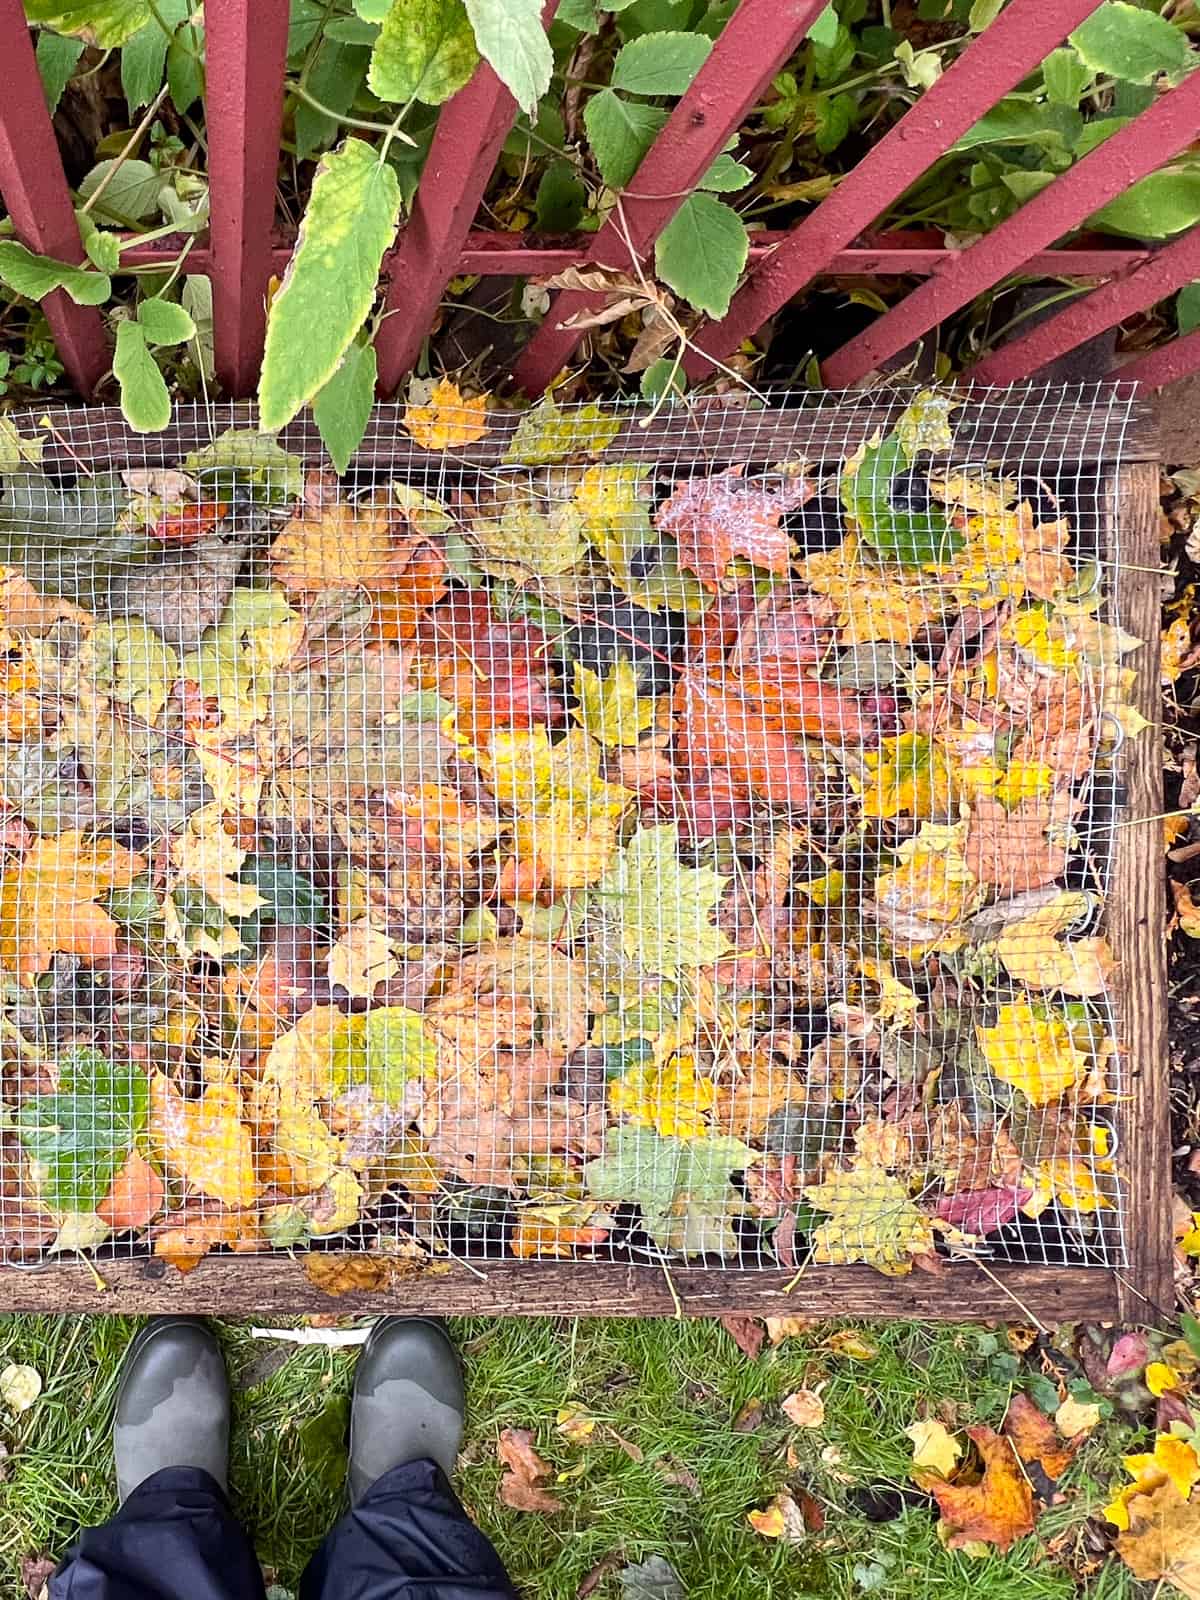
935,1186,1031,1236
656,467,811,588
422,592,561,736
674,672,814,807
150,499,228,544
719,1314,764,1360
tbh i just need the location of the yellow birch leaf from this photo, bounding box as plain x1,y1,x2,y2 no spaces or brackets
403,378,489,450
150,1074,261,1207
976,1001,1086,1105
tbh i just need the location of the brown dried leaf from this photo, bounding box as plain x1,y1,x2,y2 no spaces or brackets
1002,1393,1075,1482
1117,1478,1200,1594
719,1314,764,1360
303,1253,394,1297
963,796,1075,893
497,1427,562,1513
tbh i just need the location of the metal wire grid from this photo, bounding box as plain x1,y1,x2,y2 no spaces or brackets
0,385,1136,1272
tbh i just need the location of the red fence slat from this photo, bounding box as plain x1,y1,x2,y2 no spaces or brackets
205,0,291,396
512,0,824,396
1118,329,1200,390
374,1,559,397
820,70,1200,388
0,0,109,395
968,224,1200,387
681,0,1104,383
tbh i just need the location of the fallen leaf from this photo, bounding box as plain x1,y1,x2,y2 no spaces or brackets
19,1554,55,1600
271,476,413,594
964,796,1072,894
748,1489,807,1544
556,1404,597,1445
1054,1396,1101,1437
150,1075,260,1208
930,1425,1036,1551
823,1330,878,1360
617,1555,687,1599
303,1253,394,1296
1002,1393,1074,1481
326,918,400,998
782,1388,825,1429
656,467,810,588
732,1398,765,1433
0,833,145,983
719,1314,764,1360
573,659,657,747
765,1316,816,1345
1117,1478,1200,1596
96,1149,165,1231
804,1161,935,1276
497,1427,562,1513
403,377,489,450
976,1001,1086,1106
0,1364,41,1413
1147,1362,1184,1398
907,1419,963,1485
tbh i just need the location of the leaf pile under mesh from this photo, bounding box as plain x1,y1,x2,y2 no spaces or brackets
0,395,1135,1274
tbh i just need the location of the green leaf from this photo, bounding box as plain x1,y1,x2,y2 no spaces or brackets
84,228,122,273
816,91,854,154
595,822,731,977
183,429,304,505
1179,282,1200,337
0,241,110,306
78,157,161,223
85,618,179,723
1180,1312,1200,1362
611,30,712,95
354,0,393,17
967,0,1003,28
1073,115,1130,157
813,20,855,81
584,89,667,189
583,1126,756,1255
808,3,838,47
120,13,170,111
504,395,622,465
698,151,753,192
114,319,171,432
841,415,965,567
1070,1,1190,84
462,0,551,115
326,16,380,41
12,1046,148,1213
235,855,329,953
0,419,45,475
953,99,1080,151
640,354,685,399
166,21,204,113
368,0,479,104
535,159,587,230
24,0,152,47
138,297,196,345
1042,46,1092,108
296,40,372,160
654,191,747,319
258,137,401,432
37,31,84,113
1089,168,1200,240
328,1005,439,1100
313,339,377,475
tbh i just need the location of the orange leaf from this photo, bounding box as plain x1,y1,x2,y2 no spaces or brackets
497,1427,562,1513
656,467,810,588
368,543,448,642
153,1210,261,1275
0,832,145,983
270,474,414,595
97,1150,165,1231
674,672,814,807
1002,1393,1075,1481
303,1254,394,1296
403,378,489,451
930,1425,1036,1551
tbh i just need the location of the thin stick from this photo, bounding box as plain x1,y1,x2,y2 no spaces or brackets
81,87,171,219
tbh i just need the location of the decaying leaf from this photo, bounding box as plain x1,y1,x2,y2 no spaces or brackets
930,1425,1036,1551
497,1427,562,1513
656,467,810,588
0,833,145,983
403,378,489,450
803,1159,935,1275
1116,1479,1200,1596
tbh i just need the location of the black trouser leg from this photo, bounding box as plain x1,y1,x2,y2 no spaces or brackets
49,1467,266,1600
299,1458,521,1600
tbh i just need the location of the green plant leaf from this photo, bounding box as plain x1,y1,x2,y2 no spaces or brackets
313,339,378,474
326,16,381,41
137,297,195,346
583,1126,756,1255
967,0,1003,28
1070,1,1190,84
584,89,667,188
816,91,854,154
1180,1312,1200,1362
0,242,110,307
166,21,204,113
24,0,152,47
1073,115,1130,157
953,99,1081,151
594,822,731,977
258,137,401,432
297,40,372,160
114,319,171,432
1042,46,1092,108
78,157,161,223
183,429,304,505
37,31,85,113
328,1005,439,1100
12,1046,149,1213
120,11,171,111
841,430,965,566
535,159,587,230
368,0,479,104
1089,168,1200,239
640,354,685,398
654,191,747,319
611,29,712,95
808,3,838,47
698,151,752,192
83,228,122,274
462,0,551,115
1179,282,1200,337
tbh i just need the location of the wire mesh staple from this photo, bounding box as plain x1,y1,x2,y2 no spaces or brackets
0,386,1138,1277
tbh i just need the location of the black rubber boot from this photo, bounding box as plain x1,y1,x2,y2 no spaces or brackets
348,1318,465,1503
113,1318,230,1504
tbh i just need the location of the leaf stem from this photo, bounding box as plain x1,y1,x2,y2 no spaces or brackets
80,85,170,219
290,83,414,141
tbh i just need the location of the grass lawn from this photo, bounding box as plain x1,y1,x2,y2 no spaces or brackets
0,1315,1140,1600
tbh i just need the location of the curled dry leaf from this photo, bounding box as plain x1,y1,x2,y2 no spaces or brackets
929,1425,1036,1551
781,1388,825,1429
497,1427,562,1513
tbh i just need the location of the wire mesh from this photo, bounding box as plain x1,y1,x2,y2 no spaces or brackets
0,385,1138,1276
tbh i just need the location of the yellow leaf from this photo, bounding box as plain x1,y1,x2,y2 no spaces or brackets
0,832,145,984
573,659,656,747
1054,1397,1101,1437
170,802,265,917
308,1167,365,1235
1147,1362,1184,1398
856,956,920,1024
610,1054,716,1140
326,918,400,998
747,1491,806,1543
992,760,1053,811
873,822,980,952
1163,616,1194,684
765,1316,815,1344
271,488,406,595
1003,607,1078,671
1116,1478,1200,1596
1108,1437,1200,1528
512,799,622,890
803,1160,935,1276
473,489,586,581
556,1404,598,1444
782,1388,825,1429
907,1419,963,1484
860,733,954,820
976,1001,1086,1106
994,915,1114,997
402,377,489,450
273,1097,344,1191
150,1074,261,1207
800,535,936,646
822,1329,878,1360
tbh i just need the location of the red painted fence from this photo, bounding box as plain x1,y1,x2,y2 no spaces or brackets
1,0,1198,403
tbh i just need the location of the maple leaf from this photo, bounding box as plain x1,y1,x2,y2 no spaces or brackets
326,918,400,999
1107,1436,1200,1529
930,1425,1036,1551
83,618,180,725
270,475,414,594
976,1000,1086,1106
872,822,980,954
164,802,266,960
860,733,954,820
403,378,489,450
11,1047,149,1214
583,1125,756,1256
655,467,810,588
964,795,1075,894
609,1054,716,1140
1002,1393,1075,1482
473,485,587,580
673,672,815,807
594,823,731,978
497,1427,562,1513
423,591,561,736
180,587,304,737
798,534,937,646
149,1074,261,1208
573,659,656,747
0,832,145,983
503,395,620,466
1117,1479,1200,1596
802,1159,935,1276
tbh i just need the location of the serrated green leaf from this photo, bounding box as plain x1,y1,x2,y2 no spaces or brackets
816,91,854,154
259,138,401,432
0,241,110,307
698,151,752,192
12,1046,148,1213
120,0,189,111
78,157,161,223
314,339,377,475
166,20,204,113
114,319,171,432
611,29,711,95
463,0,551,115
504,395,621,465
1070,1,1190,85
1042,46,1092,108
1089,168,1200,239
967,0,1003,29
584,89,667,189
583,1126,756,1255
84,618,179,723
84,229,122,273
37,31,84,113
138,297,195,345
24,0,152,47
654,191,747,319
369,0,478,104
595,822,731,977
